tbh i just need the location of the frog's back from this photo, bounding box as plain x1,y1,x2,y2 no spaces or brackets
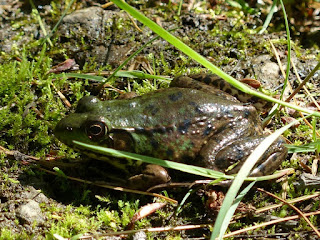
106,88,260,162
107,88,246,129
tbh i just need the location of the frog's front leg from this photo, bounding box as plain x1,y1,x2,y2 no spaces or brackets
127,164,171,190
199,136,288,176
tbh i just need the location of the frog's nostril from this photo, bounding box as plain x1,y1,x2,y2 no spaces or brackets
66,126,73,131
54,118,72,138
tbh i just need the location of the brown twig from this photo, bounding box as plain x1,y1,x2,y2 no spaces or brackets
126,12,143,32
51,83,71,108
80,224,209,238
257,187,320,238
57,209,320,239
224,210,320,238
101,2,114,9
0,145,56,161
269,40,295,96
254,191,320,214
231,191,320,221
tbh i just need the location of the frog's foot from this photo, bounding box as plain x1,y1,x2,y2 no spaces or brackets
127,164,171,190
201,136,287,176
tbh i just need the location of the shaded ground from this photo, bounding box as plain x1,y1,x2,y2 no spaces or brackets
0,0,320,239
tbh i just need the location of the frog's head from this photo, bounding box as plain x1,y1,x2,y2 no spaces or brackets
54,112,110,147
54,96,111,148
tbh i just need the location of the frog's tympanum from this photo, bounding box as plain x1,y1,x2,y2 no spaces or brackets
54,74,287,190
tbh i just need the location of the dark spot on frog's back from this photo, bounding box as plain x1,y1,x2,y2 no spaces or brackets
202,75,211,84
243,109,251,118
178,119,192,134
225,88,232,95
188,101,203,114
145,104,159,116
166,148,174,158
202,75,222,87
219,80,225,89
168,91,183,102
150,138,159,149
203,122,213,136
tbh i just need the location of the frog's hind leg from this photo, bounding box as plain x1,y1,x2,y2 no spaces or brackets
170,75,238,102
187,73,256,102
199,136,287,176
172,74,272,111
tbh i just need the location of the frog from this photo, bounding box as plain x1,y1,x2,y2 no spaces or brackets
54,73,288,190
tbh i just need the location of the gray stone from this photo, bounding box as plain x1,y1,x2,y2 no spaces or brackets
132,231,147,240
56,7,131,67
260,62,280,80
16,200,45,225
59,7,105,40
19,186,49,204
251,55,281,89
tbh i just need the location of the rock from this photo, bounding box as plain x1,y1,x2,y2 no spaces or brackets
16,200,45,225
133,231,147,240
56,7,132,67
251,54,281,89
59,7,105,40
259,62,280,82
19,186,49,204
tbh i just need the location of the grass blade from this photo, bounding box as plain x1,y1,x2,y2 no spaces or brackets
279,0,291,100
218,181,256,237
72,141,289,183
55,71,171,82
259,0,278,34
72,141,229,179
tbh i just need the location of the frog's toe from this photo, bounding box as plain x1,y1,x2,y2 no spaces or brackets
250,141,288,176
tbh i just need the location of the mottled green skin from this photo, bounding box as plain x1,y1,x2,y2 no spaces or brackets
55,74,287,180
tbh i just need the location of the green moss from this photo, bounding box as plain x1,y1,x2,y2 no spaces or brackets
0,52,58,155
48,205,101,237
0,228,29,240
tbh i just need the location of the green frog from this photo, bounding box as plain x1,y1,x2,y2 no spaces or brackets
54,74,287,190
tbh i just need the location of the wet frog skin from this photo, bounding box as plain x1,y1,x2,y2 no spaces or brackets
54,74,288,189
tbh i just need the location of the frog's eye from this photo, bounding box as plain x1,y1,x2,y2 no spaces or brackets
85,121,106,141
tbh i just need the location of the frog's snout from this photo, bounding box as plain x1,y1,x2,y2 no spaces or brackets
54,115,81,146
54,118,68,143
